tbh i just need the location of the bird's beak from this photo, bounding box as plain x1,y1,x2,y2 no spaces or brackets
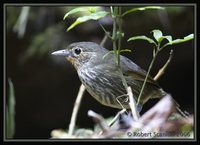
51,49,70,57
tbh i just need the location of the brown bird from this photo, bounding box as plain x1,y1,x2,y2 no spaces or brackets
52,42,166,111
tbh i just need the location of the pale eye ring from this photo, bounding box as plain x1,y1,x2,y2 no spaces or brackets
74,47,82,55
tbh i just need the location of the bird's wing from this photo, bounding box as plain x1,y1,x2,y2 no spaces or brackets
120,56,159,86
99,52,159,86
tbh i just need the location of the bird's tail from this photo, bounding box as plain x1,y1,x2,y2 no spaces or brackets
171,96,190,118
161,90,189,118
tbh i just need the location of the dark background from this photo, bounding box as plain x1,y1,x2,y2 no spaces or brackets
5,5,194,139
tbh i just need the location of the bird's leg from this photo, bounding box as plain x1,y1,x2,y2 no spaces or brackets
116,94,129,110
136,104,143,113
107,95,129,127
116,94,142,113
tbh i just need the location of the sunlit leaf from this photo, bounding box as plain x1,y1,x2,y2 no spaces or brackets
120,49,131,53
170,34,194,45
117,31,125,38
160,34,194,50
63,7,101,20
158,35,173,44
151,29,163,42
122,6,164,17
128,35,156,45
67,11,109,31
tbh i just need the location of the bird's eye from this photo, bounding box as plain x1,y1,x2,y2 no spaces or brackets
74,47,82,55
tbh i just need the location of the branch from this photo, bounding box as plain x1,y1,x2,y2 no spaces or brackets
137,49,159,105
127,87,139,121
100,32,110,47
154,49,174,81
68,84,85,136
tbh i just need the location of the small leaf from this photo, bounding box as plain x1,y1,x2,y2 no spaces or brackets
171,34,194,45
102,50,114,59
88,7,99,13
151,29,163,42
128,35,156,45
67,21,81,31
64,7,88,20
120,49,131,53
117,31,125,38
63,7,101,20
67,11,109,31
102,49,131,60
122,6,164,17
158,35,173,44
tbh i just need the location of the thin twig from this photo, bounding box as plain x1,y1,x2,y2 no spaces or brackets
137,45,159,105
68,84,85,136
108,108,126,127
127,87,139,121
100,32,110,47
154,49,174,81
99,23,112,40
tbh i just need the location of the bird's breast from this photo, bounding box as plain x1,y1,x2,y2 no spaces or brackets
77,67,129,109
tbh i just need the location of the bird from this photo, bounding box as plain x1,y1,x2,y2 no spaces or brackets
52,42,166,111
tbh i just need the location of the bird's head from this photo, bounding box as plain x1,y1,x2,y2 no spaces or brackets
52,42,107,70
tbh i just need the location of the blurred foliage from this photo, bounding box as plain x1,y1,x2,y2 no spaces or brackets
6,7,21,30
6,6,190,65
6,79,16,139
7,7,72,64
121,6,164,17
19,23,65,64
121,6,187,15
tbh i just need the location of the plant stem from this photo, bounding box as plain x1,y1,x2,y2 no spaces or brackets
115,7,129,90
136,45,160,105
111,7,117,58
117,7,122,67
99,23,112,40
111,6,139,120
112,7,128,90
154,49,173,81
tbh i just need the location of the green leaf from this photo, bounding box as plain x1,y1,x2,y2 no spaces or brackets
122,6,164,17
128,35,156,45
67,11,109,31
102,49,131,60
171,34,194,45
120,49,131,53
151,29,163,42
6,79,15,139
102,50,114,59
158,35,173,44
63,7,101,20
117,31,125,38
